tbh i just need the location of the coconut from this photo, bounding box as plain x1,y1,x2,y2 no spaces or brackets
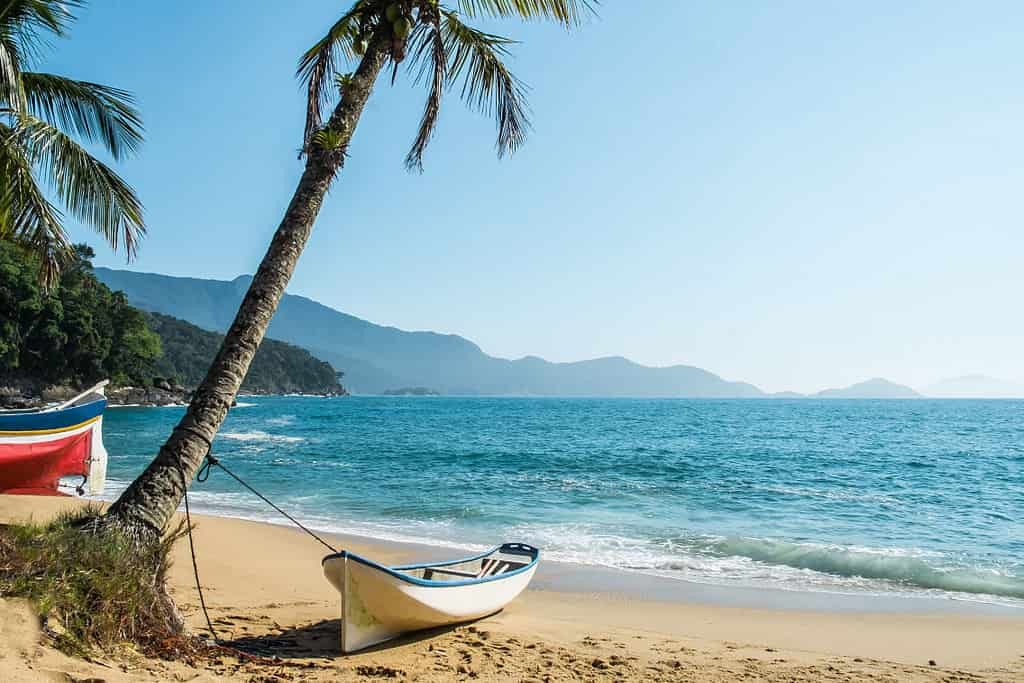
385,4,401,23
393,17,411,39
353,38,368,56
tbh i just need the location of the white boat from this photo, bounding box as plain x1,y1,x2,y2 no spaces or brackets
322,542,539,653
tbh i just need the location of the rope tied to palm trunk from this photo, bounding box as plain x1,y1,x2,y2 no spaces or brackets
174,424,340,642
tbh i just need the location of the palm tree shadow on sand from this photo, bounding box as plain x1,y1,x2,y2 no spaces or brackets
224,617,492,658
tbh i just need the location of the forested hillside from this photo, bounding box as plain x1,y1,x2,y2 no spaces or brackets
0,243,344,396
146,312,344,395
0,243,161,389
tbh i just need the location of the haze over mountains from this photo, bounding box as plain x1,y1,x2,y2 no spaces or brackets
924,375,1024,399
95,268,1021,398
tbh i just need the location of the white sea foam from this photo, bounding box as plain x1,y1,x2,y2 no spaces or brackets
233,402,257,408
91,480,1024,609
218,430,304,444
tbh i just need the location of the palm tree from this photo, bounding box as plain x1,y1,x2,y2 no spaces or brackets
0,0,144,288
105,0,595,539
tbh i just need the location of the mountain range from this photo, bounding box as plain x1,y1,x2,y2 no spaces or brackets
94,268,1020,398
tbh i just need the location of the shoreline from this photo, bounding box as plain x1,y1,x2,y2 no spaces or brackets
92,480,1024,617
3,495,1023,681
184,509,1024,618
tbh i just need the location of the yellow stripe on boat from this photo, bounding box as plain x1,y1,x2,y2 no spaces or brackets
0,415,101,437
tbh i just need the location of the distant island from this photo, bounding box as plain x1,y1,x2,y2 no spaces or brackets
382,387,441,396
813,378,920,399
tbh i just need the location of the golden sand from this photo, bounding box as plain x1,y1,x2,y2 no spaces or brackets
2,495,1022,681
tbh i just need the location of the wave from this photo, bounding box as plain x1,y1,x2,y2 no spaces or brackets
91,478,1024,605
233,402,257,408
505,523,1024,603
218,430,304,443
686,536,1024,600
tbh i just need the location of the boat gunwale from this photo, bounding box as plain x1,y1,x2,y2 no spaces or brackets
0,396,106,433
322,543,540,588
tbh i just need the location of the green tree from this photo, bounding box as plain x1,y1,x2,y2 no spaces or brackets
0,240,160,387
0,0,145,286
106,0,596,538
107,294,162,386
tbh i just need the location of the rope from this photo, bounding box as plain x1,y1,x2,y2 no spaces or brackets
171,423,339,646
176,460,219,643
204,455,338,553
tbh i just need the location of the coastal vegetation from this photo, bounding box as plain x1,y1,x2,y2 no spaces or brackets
0,241,345,400
0,507,185,656
0,241,161,390
0,0,144,286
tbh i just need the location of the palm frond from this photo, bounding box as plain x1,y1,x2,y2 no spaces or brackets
296,2,367,151
455,0,598,27
0,121,67,285
12,113,144,259
442,10,530,158
1,0,81,117
404,20,445,172
22,72,143,159
0,0,78,34
0,0,79,68
1,31,26,109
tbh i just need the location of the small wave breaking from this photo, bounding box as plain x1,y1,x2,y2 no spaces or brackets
218,430,304,444
686,537,1024,600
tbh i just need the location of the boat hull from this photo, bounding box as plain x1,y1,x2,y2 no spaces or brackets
323,543,539,653
0,396,108,496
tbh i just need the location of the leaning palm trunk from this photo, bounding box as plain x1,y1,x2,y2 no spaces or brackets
105,0,592,540
104,39,390,538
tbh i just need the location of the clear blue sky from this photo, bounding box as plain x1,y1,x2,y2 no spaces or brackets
53,1,1023,394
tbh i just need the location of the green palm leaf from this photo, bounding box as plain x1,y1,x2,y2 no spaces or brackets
455,0,598,27
0,121,67,285
0,32,27,110
404,20,446,172
22,73,143,160
442,10,530,158
11,113,144,260
1,0,144,285
296,3,367,150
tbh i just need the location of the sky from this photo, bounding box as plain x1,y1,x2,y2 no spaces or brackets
49,1,1023,394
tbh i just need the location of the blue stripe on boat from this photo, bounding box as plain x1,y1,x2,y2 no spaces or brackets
0,397,107,432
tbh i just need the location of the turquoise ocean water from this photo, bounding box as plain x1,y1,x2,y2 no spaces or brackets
99,397,1023,607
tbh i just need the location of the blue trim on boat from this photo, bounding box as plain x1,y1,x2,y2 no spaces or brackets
322,542,540,588
0,397,106,432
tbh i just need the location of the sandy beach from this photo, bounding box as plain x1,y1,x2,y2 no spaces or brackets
2,494,1022,682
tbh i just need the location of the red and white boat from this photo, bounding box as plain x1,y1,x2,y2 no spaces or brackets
0,381,109,496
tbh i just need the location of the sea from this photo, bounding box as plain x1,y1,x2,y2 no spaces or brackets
99,397,1023,608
